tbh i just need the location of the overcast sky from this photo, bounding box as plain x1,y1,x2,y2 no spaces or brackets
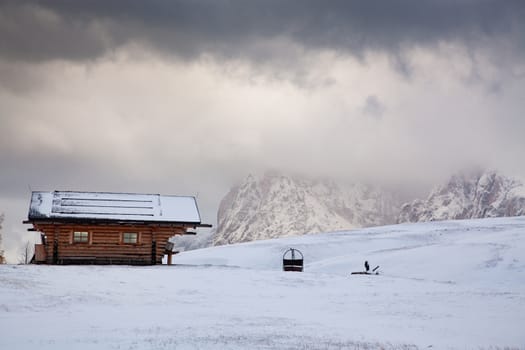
1,0,525,262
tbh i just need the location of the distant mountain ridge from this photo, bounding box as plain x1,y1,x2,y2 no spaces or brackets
213,173,400,245
212,170,525,246
398,170,525,223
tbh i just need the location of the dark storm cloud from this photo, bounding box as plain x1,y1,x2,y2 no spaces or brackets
1,0,524,63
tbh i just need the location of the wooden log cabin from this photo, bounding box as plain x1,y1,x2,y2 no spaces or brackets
24,191,211,265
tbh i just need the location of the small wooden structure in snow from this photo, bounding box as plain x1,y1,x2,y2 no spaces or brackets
283,248,304,272
24,191,211,265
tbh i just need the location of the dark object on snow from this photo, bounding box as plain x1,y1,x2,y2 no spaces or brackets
364,260,370,272
283,248,304,272
351,265,380,275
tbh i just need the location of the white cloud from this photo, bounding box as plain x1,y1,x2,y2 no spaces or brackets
1,41,525,262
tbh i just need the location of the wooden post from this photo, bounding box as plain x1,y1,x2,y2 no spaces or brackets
151,240,157,265
165,241,175,265
53,239,58,265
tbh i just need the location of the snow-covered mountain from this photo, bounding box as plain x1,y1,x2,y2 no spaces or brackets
213,173,400,245
398,170,525,223
212,170,525,246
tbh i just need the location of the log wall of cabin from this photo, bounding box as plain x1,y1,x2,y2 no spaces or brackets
32,223,188,265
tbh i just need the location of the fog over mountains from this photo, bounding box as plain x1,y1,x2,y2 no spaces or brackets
212,170,525,245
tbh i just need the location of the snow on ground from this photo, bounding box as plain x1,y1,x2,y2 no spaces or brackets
1,216,524,349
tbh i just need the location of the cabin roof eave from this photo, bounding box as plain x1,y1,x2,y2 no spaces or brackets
24,217,212,228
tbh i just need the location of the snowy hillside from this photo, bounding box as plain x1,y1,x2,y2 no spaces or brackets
1,217,524,349
213,172,400,245
399,170,525,223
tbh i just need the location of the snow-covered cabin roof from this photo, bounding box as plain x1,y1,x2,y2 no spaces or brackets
27,191,204,225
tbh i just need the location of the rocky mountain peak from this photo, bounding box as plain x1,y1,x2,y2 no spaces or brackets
398,170,525,223
213,172,400,245
211,170,525,246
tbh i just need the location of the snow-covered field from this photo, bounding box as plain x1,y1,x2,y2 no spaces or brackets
1,217,524,349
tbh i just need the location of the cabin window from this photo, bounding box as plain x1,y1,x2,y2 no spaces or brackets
122,232,138,244
73,231,89,243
